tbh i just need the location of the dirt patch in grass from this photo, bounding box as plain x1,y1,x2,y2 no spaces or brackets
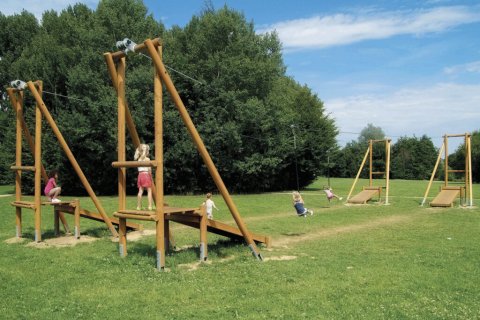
22,235,99,248
4,237,27,244
264,255,297,261
273,214,414,248
124,229,156,242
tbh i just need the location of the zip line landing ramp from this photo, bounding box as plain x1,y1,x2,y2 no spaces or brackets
347,187,382,204
170,216,271,247
430,187,461,207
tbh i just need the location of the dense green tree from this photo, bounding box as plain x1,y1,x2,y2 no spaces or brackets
390,135,437,180
335,124,386,179
449,130,480,183
0,2,336,194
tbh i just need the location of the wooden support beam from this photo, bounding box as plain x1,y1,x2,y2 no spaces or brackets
145,38,263,261
34,82,43,242
26,81,119,238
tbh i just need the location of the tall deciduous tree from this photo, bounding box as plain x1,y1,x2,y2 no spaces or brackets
391,135,437,180
0,2,336,193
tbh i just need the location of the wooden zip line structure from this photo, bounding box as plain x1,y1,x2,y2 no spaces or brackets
347,139,391,205
105,38,269,271
421,133,473,207
7,81,141,242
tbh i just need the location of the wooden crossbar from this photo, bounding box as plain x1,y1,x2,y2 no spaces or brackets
111,160,158,168
10,165,35,171
11,201,36,209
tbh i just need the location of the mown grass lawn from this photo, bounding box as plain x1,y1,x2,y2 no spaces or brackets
0,178,479,319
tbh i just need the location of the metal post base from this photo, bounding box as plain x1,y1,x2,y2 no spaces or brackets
200,242,207,261
119,244,125,257
248,244,263,261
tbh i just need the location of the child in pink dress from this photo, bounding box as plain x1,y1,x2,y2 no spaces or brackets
44,170,62,203
323,186,342,203
135,144,153,210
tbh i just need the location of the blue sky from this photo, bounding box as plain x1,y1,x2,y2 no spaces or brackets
3,0,480,151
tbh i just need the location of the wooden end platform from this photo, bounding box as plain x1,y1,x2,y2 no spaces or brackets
347,187,382,204
430,187,460,207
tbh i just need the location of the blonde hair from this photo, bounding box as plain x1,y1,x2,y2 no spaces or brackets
206,192,212,199
292,191,301,201
134,144,150,161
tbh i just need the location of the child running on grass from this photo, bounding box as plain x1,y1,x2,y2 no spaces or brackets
44,170,62,203
292,191,313,217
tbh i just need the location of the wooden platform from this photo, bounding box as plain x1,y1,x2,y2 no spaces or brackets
430,188,460,207
113,206,271,247
11,200,142,230
347,187,381,204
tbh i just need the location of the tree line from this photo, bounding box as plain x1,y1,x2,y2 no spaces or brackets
0,1,478,195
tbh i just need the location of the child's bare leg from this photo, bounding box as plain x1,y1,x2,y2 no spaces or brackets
137,187,144,209
147,188,153,210
53,187,61,199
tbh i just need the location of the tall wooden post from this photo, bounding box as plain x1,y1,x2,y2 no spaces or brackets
26,82,119,237
117,57,127,256
145,39,263,260
369,140,373,187
467,135,473,207
385,139,391,205
14,90,23,238
444,135,448,187
154,45,165,270
34,82,43,242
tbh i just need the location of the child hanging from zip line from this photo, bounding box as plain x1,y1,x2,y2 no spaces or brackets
323,185,343,203
134,144,153,211
292,191,313,217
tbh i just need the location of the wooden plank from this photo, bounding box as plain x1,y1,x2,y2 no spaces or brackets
79,209,143,230
10,165,35,171
112,160,158,168
430,189,460,207
113,212,157,221
347,189,380,204
11,201,36,209
170,218,270,246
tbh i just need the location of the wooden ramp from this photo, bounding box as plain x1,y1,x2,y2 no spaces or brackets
11,200,142,231
430,188,460,207
170,217,271,247
347,187,381,204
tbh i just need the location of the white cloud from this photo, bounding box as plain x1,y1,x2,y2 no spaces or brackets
326,82,480,148
1,0,98,21
258,6,480,50
444,61,480,75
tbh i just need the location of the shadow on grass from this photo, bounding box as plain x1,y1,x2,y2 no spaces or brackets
126,237,245,260
281,232,306,237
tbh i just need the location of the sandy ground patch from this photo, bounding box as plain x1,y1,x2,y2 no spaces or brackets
4,237,27,244
264,255,297,261
19,235,99,248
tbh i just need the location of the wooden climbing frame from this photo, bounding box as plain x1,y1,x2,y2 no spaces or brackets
347,139,391,205
422,133,473,207
7,81,141,242
105,38,269,271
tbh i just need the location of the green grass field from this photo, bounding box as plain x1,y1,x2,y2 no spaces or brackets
0,178,479,319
